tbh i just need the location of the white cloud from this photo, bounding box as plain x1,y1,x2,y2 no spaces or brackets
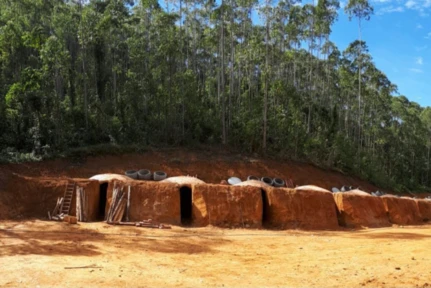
373,0,392,3
405,0,431,16
416,57,424,65
406,0,417,8
426,32,431,39
409,68,424,73
417,23,423,28
376,5,404,14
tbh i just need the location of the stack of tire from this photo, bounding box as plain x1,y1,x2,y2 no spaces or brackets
125,169,167,181
229,175,286,187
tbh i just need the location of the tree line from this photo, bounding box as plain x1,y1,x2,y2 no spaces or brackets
1,0,431,192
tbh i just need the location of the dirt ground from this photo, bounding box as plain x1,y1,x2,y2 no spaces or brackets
0,221,430,287
0,147,394,193
1,149,431,287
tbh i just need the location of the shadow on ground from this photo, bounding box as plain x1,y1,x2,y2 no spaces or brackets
0,221,232,257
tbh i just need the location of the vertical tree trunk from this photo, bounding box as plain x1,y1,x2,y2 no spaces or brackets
229,2,234,138
221,1,226,145
263,11,269,152
82,46,88,130
358,18,362,150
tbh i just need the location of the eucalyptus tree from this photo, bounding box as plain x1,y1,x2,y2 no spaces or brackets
344,0,373,148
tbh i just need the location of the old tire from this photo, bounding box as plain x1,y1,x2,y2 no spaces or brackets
273,178,285,187
247,175,259,181
261,177,273,186
153,171,167,181
138,169,152,180
125,170,138,180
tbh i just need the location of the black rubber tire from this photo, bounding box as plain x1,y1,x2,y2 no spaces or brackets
261,177,273,186
153,171,167,181
273,178,285,187
247,175,259,181
125,170,138,180
138,169,152,180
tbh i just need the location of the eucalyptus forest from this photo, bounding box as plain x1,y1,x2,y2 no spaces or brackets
1,0,431,192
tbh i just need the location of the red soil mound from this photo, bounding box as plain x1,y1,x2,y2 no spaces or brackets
106,181,181,225
333,191,390,228
192,184,262,228
381,196,422,225
0,175,68,219
0,174,99,220
415,199,431,222
0,148,385,193
263,187,338,230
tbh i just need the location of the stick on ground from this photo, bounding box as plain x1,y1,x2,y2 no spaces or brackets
64,265,102,269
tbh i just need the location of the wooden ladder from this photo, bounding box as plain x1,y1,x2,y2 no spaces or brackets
60,182,75,215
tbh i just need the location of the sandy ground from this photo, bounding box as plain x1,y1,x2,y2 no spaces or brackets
1,221,431,287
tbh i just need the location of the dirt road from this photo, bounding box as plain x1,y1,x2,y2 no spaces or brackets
1,221,430,287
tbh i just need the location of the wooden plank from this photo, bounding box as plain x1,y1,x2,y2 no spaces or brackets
110,192,125,223
113,199,127,223
126,185,131,222
83,188,88,222
76,187,81,221
53,197,64,216
106,186,119,222
109,186,124,223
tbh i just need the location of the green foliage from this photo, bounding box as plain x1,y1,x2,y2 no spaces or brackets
0,0,430,192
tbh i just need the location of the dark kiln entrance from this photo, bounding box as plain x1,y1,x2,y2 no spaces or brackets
261,189,269,226
180,186,192,225
98,183,108,220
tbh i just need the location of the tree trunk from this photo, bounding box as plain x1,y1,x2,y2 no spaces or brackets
221,1,226,145
82,46,88,130
263,12,269,152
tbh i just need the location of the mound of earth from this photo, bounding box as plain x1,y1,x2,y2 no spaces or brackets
382,195,422,225
333,191,390,228
264,187,338,230
416,199,431,221
0,174,69,219
192,184,262,228
0,148,385,192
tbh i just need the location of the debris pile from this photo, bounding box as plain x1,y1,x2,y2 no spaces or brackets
110,219,171,229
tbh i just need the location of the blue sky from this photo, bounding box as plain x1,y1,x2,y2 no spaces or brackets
330,0,431,107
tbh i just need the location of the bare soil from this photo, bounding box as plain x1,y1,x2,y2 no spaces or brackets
1,148,431,287
0,147,391,193
1,221,430,287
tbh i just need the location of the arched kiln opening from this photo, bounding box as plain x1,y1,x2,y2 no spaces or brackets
261,189,269,226
180,186,192,225
98,183,108,220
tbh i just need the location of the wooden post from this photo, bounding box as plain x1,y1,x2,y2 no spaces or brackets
126,185,131,222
